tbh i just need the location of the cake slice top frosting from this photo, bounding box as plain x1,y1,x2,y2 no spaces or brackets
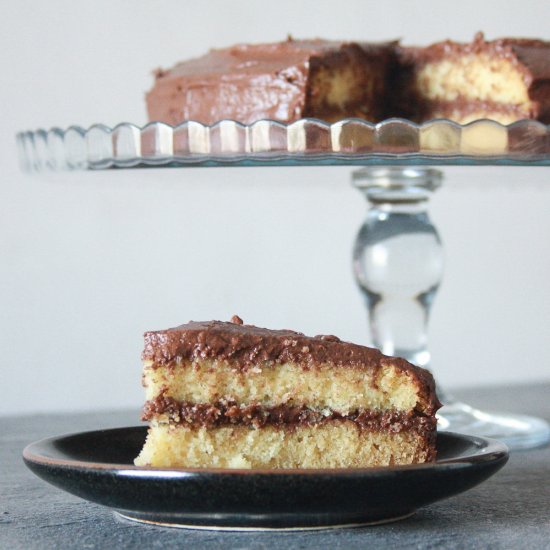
142,316,441,415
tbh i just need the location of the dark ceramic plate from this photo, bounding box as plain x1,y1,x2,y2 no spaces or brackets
23,428,508,531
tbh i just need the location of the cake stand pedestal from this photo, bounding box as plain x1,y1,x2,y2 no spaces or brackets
351,167,550,450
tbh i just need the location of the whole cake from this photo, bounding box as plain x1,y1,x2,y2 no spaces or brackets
135,316,441,469
146,34,550,125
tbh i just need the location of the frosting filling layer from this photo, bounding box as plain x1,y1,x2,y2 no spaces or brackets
427,98,533,117
143,396,436,435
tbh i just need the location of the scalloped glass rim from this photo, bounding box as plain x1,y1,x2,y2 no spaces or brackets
16,117,550,171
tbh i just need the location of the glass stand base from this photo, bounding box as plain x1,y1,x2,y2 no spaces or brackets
437,398,550,451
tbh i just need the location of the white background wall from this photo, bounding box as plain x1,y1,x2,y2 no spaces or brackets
2,0,550,416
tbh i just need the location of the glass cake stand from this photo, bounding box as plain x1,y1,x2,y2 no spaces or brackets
17,118,550,450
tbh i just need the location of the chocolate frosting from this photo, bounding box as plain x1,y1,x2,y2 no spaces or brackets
143,395,437,436
425,98,533,118
142,317,441,415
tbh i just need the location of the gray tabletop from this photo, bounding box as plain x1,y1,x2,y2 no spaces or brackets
2,383,549,550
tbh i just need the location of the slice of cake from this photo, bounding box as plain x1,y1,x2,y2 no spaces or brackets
146,38,395,125
135,316,440,469
396,33,550,124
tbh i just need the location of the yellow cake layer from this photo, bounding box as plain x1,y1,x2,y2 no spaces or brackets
416,53,531,106
143,359,425,414
308,63,375,121
313,65,360,110
135,422,432,469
